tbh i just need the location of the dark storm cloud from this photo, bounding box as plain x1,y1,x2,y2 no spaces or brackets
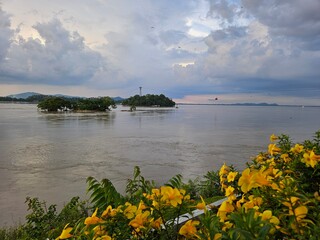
242,0,320,50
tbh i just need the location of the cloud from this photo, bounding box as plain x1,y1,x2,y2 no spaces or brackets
159,30,186,46
173,0,320,99
0,0,319,104
0,18,102,85
242,0,320,50
0,7,13,63
207,0,241,24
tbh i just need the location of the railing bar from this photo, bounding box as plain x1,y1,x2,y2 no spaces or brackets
165,197,228,227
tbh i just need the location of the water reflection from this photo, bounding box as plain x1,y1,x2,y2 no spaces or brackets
39,111,116,126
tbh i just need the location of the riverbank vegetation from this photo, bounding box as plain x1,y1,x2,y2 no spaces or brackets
1,131,320,239
122,94,175,107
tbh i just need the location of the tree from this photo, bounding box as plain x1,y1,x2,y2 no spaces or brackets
37,97,72,112
75,97,115,111
122,94,175,107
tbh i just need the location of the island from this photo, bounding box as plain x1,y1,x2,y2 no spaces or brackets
121,94,175,107
37,96,116,112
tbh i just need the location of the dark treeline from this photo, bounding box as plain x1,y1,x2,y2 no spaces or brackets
122,94,175,107
2,93,176,110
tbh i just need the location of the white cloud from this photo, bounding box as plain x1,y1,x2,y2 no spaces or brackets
0,18,103,85
0,7,13,63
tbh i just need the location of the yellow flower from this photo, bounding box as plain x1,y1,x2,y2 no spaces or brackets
85,208,104,226
282,197,301,215
124,202,137,219
225,186,235,197
152,188,160,197
238,168,258,193
259,210,280,227
243,196,262,211
261,210,272,220
129,211,150,229
214,233,222,240
179,220,200,238
56,224,73,240
302,150,320,168
294,206,308,222
180,188,187,196
219,163,229,176
217,201,234,221
290,144,304,154
268,144,281,156
227,171,238,182
270,216,280,225
253,171,270,187
255,153,266,163
281,153,291,163
196,196,206,211
93,225,106,237
151,217,163,230
160,186,183,207
152,200,160,209
138,200,147,211
270,134,278,142
101,205,117,218
272,168,283,178
222,221,233,231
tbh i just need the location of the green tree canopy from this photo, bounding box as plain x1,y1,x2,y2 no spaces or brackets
76,97,115,111
122,94,175,107
37,97,72,112
37,96,115,112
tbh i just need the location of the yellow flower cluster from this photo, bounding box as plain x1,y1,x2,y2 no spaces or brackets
57,185,192,239
215,134,320,237
144,185,190,208
56,132,320,239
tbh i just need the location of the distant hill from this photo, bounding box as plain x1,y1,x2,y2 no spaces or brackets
52,94,83,99
7,92,42,99
177,102,279,106
5,92,125,102
112,96,126,102
232,102,279,106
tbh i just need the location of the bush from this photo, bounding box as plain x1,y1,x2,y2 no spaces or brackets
23,197,88,240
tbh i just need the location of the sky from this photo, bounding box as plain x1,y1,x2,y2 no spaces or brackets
0,0,319,105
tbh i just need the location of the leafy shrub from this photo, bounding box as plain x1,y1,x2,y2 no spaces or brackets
22,196,87,239
0,226,27,240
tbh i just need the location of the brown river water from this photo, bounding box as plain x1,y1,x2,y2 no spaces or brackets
1,103,319,226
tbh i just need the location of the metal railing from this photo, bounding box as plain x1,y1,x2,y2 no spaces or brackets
166,197,227,227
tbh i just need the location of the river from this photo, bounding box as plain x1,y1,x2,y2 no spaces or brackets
0,103,319,226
